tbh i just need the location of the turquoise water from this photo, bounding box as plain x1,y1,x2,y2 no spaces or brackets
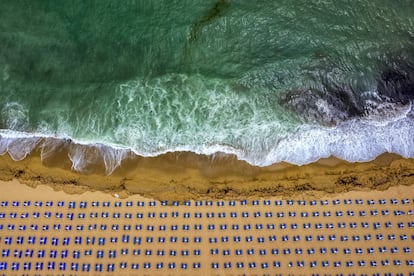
0,1,414,173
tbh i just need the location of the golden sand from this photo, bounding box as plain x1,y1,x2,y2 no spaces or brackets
0,180,413,275
0,149,414,201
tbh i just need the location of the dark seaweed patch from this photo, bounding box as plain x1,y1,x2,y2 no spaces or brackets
280,60,414,125
182,0,230,62
377,63,414,103
279,87,364,126
189,0,230,43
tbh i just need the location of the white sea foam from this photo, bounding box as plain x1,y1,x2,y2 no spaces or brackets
265,116,414,166
1,102,29,130
1,106,414,174
0,130,131,175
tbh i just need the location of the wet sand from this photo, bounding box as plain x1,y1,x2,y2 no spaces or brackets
0,149,413,201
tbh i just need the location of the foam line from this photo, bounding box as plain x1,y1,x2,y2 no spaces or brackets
1,108,414,175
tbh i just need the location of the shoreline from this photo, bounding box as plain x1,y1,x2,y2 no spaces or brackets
1,149,414,201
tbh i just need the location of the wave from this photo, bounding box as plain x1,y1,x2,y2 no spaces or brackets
1,104,413,175
1,61,413,175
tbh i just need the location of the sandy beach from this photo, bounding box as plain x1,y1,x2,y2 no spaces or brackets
0,179,413,275
0,149,413,201
1,1,414,274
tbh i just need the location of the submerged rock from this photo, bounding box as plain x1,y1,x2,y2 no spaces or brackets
279,88,363,126
280,60,414,126
377,62,414,103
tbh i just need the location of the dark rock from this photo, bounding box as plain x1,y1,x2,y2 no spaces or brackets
280,60,414,126
279,87,363,126
377,62,414,103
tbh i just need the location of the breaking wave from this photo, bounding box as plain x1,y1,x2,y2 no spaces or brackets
1,103,413,175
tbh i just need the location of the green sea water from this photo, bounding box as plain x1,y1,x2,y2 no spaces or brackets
0,0,413,173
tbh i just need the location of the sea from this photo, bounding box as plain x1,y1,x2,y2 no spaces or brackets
0,0,413,174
